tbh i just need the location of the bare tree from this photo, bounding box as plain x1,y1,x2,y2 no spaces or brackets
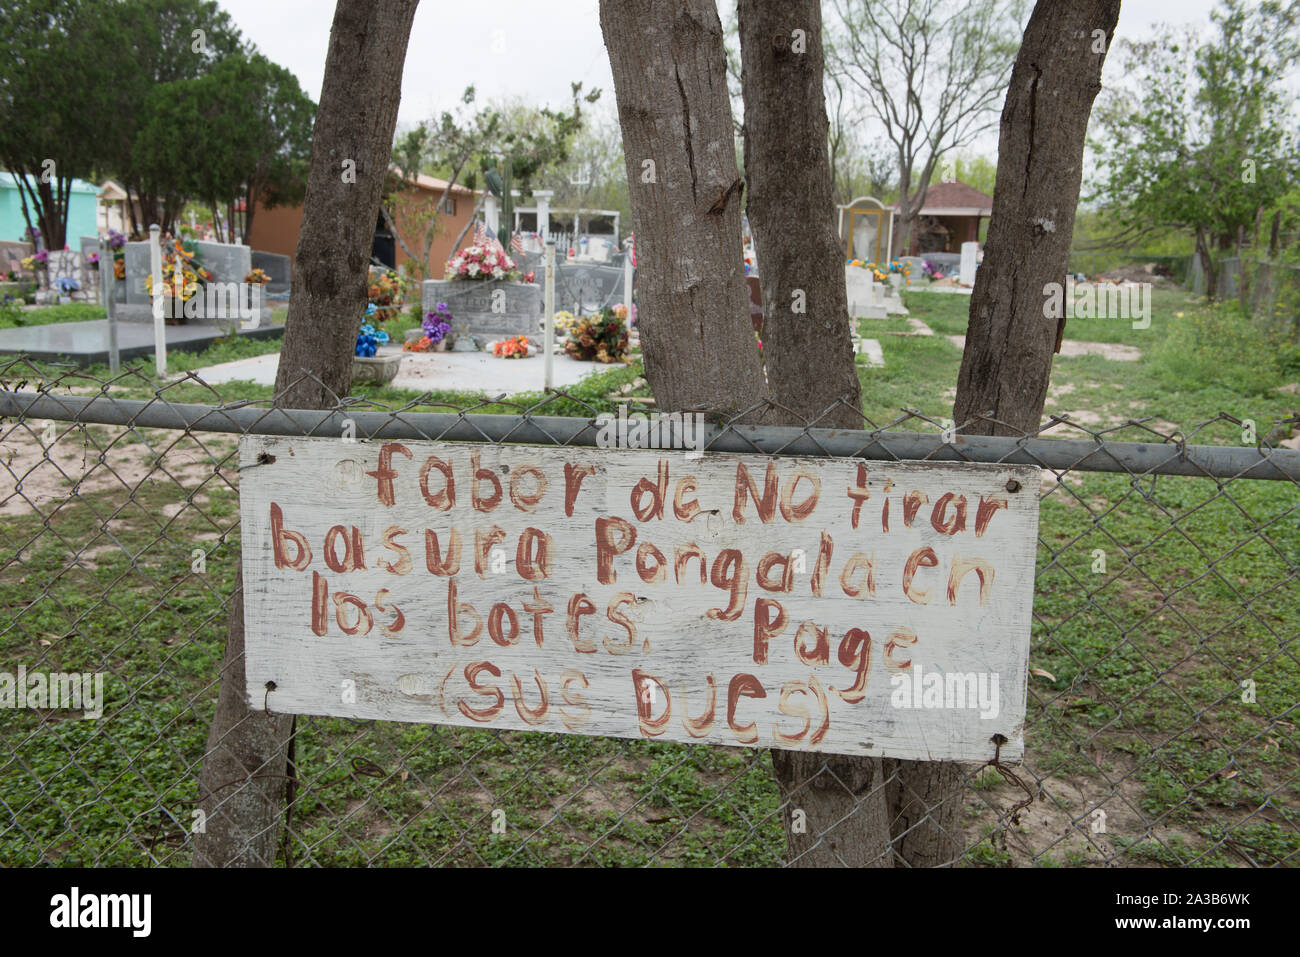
829,0,1026,254
598,0,768,420
194,0,419,867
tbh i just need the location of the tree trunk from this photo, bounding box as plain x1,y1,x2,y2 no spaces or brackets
932,0,1120,868
738,0,890,868
1195,227,1216,302
194,0,419,868
953,0,1121,438
598,0,768,420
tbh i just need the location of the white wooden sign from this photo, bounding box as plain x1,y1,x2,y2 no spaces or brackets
239,436,1041,762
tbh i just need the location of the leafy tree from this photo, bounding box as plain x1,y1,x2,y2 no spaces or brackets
107,0,248,235
0,0,121,248
1090,0,1300,299
828,0,1027,253
382,84,598,279
131,53,314,240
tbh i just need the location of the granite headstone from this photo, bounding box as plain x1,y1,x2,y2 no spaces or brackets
554,262,625,315
421,279,542,348
251,250,291,294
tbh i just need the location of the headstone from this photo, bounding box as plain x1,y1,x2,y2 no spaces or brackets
845,266,887,319
0,240,33,276
960,242,979,286
79,236,101,266
421,279,543,348
838,196,893,264
516,250,545,280
122,241,153,306
118,239,269,324
46,250,82,298
251,250,291,294
900,256,928,278
553,262,625,315
194,241,252,283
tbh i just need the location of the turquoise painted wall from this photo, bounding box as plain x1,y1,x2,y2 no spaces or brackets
0,173,100,246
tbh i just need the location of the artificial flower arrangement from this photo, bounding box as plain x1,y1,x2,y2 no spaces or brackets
404,302,453,352
491,335,533,359
847,258,888,283
108,230,126,280
888,260,910,276
20,250,49,271
922,259,946,280
367,269,408,321
552,309,577,336
144,242,214,302
447,243,520,282
355,315,391,357
563,305,630,364
244,268,271,284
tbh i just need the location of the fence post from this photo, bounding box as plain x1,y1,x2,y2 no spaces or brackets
148,225,167,378
544,240,555,392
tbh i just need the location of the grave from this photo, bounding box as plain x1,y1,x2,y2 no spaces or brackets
838,196,894,264
553,262,626,315
194,240,252,285
960,241,979,286
251,250,292,294
421,279,543,349
118,239,270,324
43,250,83,301
900,256,929,279
845,266,888,319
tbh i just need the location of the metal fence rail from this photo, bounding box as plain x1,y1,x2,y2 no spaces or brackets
1,358,1297,867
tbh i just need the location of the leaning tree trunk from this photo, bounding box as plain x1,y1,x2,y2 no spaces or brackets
598,0,768,420
932,0,1121,867
738,0,890,868
194,0,419,868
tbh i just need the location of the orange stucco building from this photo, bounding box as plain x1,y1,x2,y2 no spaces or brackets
247,173,480,279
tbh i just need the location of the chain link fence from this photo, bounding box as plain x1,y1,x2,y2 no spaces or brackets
1,355,1297,867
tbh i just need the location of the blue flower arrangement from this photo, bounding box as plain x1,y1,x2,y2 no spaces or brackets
355,316,390,357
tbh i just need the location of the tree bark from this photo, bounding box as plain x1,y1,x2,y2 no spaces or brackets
926,0,1120,868
953,0,1121,438
194,0,419,868
598,0,769,420
738,0,890,867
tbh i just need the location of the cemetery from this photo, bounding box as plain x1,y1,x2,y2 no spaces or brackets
0,0,1297,890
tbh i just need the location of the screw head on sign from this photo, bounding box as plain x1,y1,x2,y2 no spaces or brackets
1005,479,1021,493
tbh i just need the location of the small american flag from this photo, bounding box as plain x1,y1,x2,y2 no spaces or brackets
473,221,488,245
510,231,524,255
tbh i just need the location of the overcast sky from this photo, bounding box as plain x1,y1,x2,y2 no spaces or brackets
218,0,1222,142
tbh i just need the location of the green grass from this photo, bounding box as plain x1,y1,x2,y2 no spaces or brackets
0,302,107,330
2,287,1297,867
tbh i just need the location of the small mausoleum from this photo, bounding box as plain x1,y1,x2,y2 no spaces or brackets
894,179,993,256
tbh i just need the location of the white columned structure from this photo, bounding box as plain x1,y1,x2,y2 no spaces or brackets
484,194,500,236
533,190,553,241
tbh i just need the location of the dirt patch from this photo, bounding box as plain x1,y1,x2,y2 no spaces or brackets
0,425,237,518
946,335,1139,361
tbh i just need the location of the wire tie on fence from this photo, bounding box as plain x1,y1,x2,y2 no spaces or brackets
984,734,1035,825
